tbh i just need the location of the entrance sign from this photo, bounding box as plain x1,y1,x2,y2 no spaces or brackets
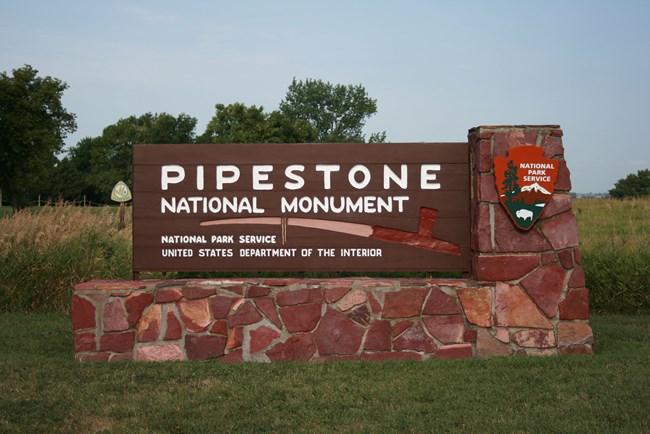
133,143,470,272
494,146,559,230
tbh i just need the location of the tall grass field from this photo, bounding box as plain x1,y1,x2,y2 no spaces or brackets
1,198,649,313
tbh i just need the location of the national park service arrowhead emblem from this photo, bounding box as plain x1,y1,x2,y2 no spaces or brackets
494,146,559,230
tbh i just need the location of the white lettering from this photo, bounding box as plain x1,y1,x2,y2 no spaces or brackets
216,165,240,190
348,165,371,189
421,164,441,189
383,164,408,189
316,164,341,190
252,165,273,190
161,165,185,190
284,165,305,190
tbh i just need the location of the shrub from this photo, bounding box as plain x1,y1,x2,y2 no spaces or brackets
0,204,132,313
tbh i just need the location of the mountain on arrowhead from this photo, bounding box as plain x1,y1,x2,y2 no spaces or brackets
521,182,551,195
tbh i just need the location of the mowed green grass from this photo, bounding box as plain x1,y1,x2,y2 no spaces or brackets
0,313,648,433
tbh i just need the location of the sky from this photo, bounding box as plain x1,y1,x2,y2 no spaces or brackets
1,0,649,193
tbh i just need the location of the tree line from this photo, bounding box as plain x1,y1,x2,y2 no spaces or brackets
1,66,385,208
2,65,648,209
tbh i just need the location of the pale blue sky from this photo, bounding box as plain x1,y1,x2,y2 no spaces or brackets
2,0,649,193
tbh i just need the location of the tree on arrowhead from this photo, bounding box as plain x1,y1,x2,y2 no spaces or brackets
0,65,77,209
502,160,520,202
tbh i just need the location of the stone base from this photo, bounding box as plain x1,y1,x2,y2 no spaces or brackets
72,278,593,362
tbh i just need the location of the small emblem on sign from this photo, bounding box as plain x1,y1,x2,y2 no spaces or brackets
494,146,558,230
111,181,132,203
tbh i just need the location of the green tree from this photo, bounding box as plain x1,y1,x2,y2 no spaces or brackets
60,112,197,203
0,65,77,209
609,169,650,198
279,78,384,142
197,103,317,144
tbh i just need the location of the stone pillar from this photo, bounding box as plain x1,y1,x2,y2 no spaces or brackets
468,125,593,355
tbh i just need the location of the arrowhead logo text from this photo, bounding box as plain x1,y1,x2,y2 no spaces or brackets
494,146,559,230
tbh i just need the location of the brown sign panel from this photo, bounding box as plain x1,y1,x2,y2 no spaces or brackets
133,143,470,273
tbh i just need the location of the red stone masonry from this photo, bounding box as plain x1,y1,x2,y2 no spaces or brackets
72,125,593,362
468,125,593,356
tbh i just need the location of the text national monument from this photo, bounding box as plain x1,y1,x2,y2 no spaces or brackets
72,125,594,363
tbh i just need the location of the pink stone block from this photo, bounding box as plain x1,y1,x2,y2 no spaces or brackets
363,320,392,351
246,285,271,298
336,289,367,311
434,344,473,359
392,320,414,337
325,287,351,303
103,299,129,332
182,286,216,299
136,343,184,361
493,130,538,157
494,206,552,253
72,295,96,330
494,283,553,329
254,298,283,329
210,296,233,319
178,299,212,332
250,326,281,354
186,334,227,360
475,204,493,253
541,212,580,250
423,315,465,344
228,301,263,327
137,304,162,342
277,288,323,306
220,349,244,363
368,293,383,314
540,194,572,220
558,250,575,269
520,263,566,318
422,288,461,315
541,135,564,158
512,329,556,348
125,292,154,328
100,331,135,353
155,288,183,303
559,288,589,320
476,329,512,358
558,322,593,347
74,332,96,352
210,320,228,336
569,267,586,288
478,139,493,173
479,174,499,203
164,308,183,340
227,328,243,350
473,255,539,281
266,333,316,362
495,328,510,343
464,329,477,343
555,160,572,191
458,287,492,327
382,288,428,318
393,322,437,353
314,308,364,356
346,304,370,326
280,303,322,332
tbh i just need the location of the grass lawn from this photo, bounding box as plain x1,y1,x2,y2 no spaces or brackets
0,314,648,433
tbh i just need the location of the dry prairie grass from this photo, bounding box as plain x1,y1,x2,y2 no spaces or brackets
0,203,132,312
